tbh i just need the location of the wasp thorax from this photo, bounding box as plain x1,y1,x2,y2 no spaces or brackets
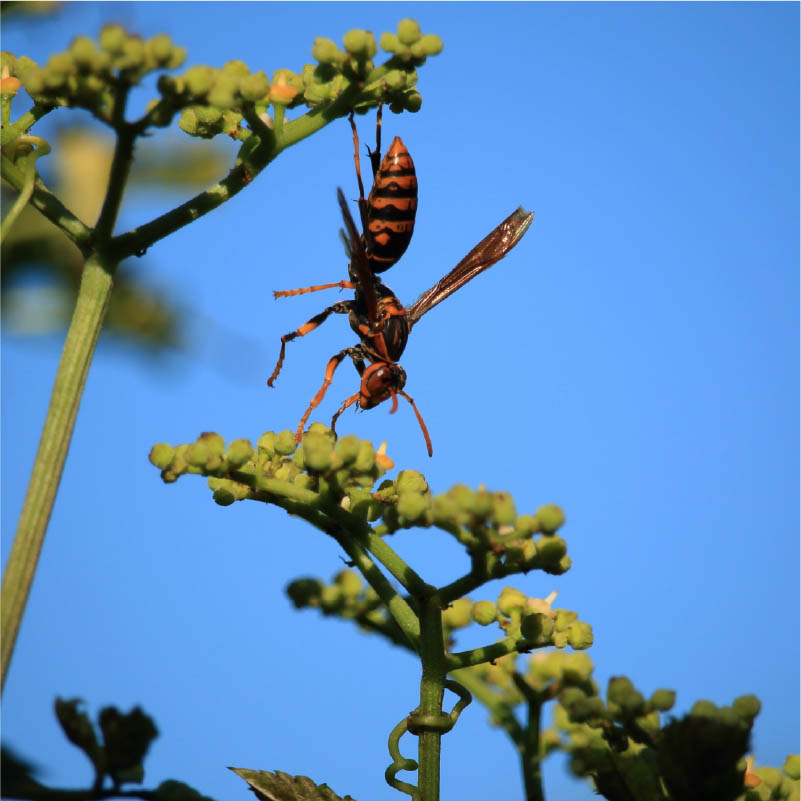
360,363,407,408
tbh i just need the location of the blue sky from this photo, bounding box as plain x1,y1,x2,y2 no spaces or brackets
2,3,798,800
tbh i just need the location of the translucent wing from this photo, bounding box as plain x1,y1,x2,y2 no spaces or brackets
406,207,534,326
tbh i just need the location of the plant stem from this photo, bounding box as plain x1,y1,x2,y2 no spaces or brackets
0,254,115,690
415,595,447,801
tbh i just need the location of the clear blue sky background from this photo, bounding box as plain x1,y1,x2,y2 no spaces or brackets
2,4,798,801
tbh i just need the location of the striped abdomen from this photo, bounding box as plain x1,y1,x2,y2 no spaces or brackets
366,136,417,273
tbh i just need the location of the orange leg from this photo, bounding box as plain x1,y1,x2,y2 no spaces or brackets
267,301,352,387
295,347,360,443
274,281,354,299
330,391,361,436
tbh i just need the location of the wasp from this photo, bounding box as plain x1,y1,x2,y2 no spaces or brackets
290,188,534,457
267,108,415,386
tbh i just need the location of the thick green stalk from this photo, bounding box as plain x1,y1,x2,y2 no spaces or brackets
415,595,447,801
1,254,115,689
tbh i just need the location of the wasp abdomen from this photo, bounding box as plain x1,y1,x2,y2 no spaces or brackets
366,136,417,273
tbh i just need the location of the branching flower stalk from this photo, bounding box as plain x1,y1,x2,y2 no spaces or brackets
0,20,443,689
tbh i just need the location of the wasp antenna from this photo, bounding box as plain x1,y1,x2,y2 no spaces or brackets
399,390,433,457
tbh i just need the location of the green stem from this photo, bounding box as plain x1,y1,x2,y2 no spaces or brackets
1,253,115,690
1,103,54,146
415,595,447,801
512,674,545,801
446,636,533,670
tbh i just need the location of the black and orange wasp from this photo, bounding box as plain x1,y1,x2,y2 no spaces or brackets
267,112,534,456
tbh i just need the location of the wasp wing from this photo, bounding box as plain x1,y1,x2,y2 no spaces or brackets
406,207,534,327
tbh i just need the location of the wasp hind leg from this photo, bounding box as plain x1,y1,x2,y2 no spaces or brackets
267,300,354,387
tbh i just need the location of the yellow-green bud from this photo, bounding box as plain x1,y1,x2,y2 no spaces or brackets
397,491,428,526
566,621,593,650
472,600,497,626
396,470,427,495
343,30,377,59
732,694,761,721
650,689,676,712
148,443,174,470
397,19,422,45
22,68,45,95
380,33,401,53
554,609,577,630
536,504,565,533
418,34,443,56
782,755,800,780
117,37,145,71
562,652,594,683
312,37,343,65
166,46,186,70
69,36,97,68
491,491,516,525
274,430,297,455
185,441,209,468
384,70,407,91
257,431,276,456
497,586,527,616
690,700,718,719
335,569,362,598
226,439,254,468
521,613,554,645
212,486,235,506
286,578,323,608
403,91,422,113
334,434,360,465
301,431,333,472
208,74,238,109
320,584,341,609
183,66,214,96
536,535,567,563
47,52,73,77
239,71,269,102
442,598,472,629
99,25,127,55
354,440,375,473
146,34,173,65
221,60,250,77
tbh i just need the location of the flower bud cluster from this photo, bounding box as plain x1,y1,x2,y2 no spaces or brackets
149,424,393,507
9,27,185,115
286,569,389,633
744,757,800,801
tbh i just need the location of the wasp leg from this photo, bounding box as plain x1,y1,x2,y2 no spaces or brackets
274,281,355,298
296,345,366,443
330,392,361,436
349,111,370,235
267,301,354,387
399,389,433,457
367,103,383,181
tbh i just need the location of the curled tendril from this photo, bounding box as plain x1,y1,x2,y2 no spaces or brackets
385,717,419,800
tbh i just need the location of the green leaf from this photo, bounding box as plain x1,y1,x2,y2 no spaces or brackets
54,697,103,772
229,768,357,801
98,705,158,785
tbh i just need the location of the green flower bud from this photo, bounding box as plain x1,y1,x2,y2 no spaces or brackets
380,33,401,53
521,612,555,645
566,621,593,650
146,34,173,65
442,598,472,629
396,470,427,495
274,430,297,455
166,46,186,71
312,37,343,65
354,440,375,473
208,74,238,109
497,586,527,616
343,29,377,59
182,66,214,96
1,52,16,74
554,609,578,630
69,36,97,68
782,755,800,780
562,652,594,683
13,55,38,78
335,569,362,598
90,50,111,73
116,37,145,71
257,431,276,456
384,70,407,91
536,504,565,533
732,694,761,721
185,441,209,468
221,60,250,77
226,438,254,468
536,535,567,563
239,71,270,102
397,19,422,46
418,34,443,56
196,431,224,456
148,443,174,470
46,51,73,76
286,578,324,608
334,434,360,465
690,699,718,719
491,491,516,525
397,491,428,526
301,431,333,472
21,68,45,95
212,485,235,506
650,689,676,712
472,600,497,626
403,91,422,112
99,25,127,55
